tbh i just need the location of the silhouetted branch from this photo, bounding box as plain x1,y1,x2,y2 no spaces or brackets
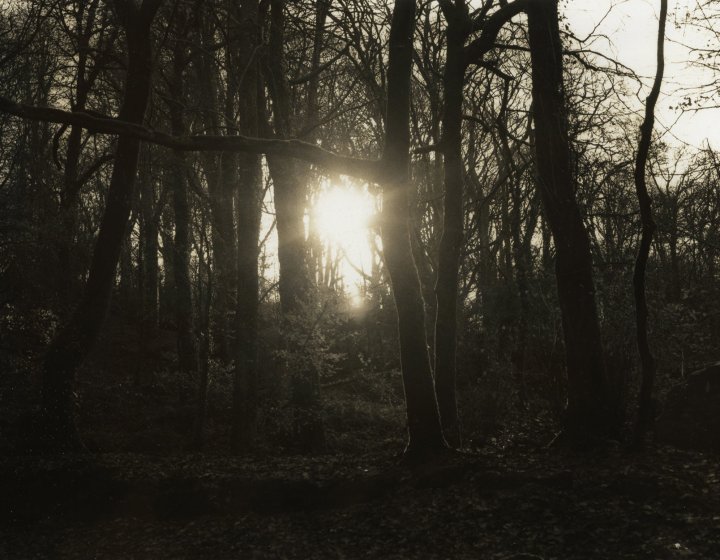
0,96,382,182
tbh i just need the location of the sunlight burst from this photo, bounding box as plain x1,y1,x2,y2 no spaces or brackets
310,184,378,306
312,186,374,239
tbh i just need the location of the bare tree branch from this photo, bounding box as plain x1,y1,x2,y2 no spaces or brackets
0,96,382,182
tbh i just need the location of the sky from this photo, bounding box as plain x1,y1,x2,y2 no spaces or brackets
565,0,720,150
267,1,720,303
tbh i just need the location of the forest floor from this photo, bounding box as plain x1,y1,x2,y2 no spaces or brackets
2,442,719,560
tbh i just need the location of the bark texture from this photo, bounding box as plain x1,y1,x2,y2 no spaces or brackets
527,0,619,441
434,2,468,448
381,0,446,459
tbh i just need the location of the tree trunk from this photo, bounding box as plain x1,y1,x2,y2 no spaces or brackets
381,0,446,460
118,223,135,308
512,183,539,409
668,212,681,302
527,0,619,441
39,0,160,451
231,0,262,452
138,147,159,331
166,17,198,380
56,0,104,309
159,223,175,324
56,123,83,309
266,0,325,453
434,9,466,448
633,0,667,445
267,157,312,313
500,84,533,409
194,204,213,448
195,3,237,365
137,146,159,386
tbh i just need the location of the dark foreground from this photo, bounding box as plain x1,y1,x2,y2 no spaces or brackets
2,444,718,559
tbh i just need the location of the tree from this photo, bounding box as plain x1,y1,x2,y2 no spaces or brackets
0,0,446,457
3,0,667,457
433,0,529,447
231,0,263,451
38,0,162,451
633,0,667,444
526,0,619,441
53,0,118,309
374,0,449,458
265,0,328,453
163,3,198,379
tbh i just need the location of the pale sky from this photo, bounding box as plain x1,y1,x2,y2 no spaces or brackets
565,0,720,150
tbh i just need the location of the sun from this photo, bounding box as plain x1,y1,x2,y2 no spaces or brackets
309,183,378,305
312,185,374,239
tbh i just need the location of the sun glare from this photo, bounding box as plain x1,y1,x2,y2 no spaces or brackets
312,186,374,239
310,183,378,306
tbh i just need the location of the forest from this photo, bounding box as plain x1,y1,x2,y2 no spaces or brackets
1,0,719,558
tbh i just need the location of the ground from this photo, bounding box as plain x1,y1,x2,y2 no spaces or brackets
2,444,718,559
